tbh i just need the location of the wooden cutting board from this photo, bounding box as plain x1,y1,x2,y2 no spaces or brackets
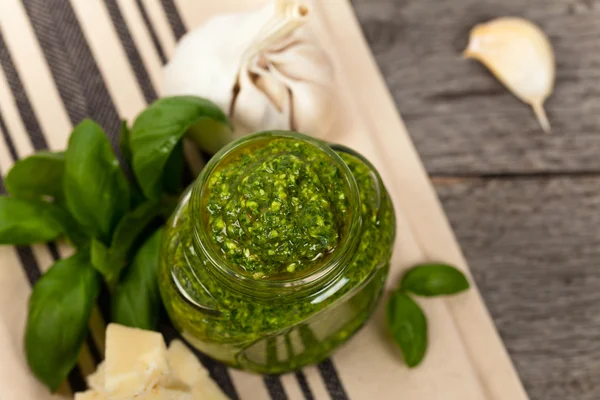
0,0,527,399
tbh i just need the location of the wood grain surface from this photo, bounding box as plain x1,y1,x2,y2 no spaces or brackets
352,0,600,399
354,0,600,175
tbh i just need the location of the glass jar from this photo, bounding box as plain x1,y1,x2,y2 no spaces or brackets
159,131,396,374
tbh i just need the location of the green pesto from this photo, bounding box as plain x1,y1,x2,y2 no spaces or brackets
204,137,350,279
159,133,396,374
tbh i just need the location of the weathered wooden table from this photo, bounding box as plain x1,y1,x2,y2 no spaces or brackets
352,0,600,399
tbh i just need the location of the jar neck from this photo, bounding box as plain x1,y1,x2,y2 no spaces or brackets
188,131,363,300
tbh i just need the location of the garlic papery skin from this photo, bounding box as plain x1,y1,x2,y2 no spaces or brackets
163,0,338,146
464,17,555,132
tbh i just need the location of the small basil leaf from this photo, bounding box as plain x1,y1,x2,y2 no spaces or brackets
109,199,161,258
25,251,101,391
401,264,470,297
0,197,67,245
5,152,65,202
386,291,427,368
130,96,231,199
90,239,120,286
91,200,161,285
112,228,163,330
91,200,160,285
64,120,130,241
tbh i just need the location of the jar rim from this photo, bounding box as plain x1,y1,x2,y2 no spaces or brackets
190,130,363,298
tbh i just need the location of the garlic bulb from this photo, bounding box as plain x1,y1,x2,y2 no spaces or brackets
464,17,555,132
163,0,338,147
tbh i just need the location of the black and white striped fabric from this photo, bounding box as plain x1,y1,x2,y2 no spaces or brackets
0,1,527,399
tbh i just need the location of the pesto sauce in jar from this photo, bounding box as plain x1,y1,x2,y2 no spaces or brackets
205,137,351,279
159,132,396,374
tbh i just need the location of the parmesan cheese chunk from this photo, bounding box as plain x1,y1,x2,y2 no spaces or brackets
104,324,172,399
167,340,208,385
75,324,230,400
86,361,104,392
167,340,229,400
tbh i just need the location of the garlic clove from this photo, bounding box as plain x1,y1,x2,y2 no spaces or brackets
251,64,289,112
268,64,336,137
292,82,337,137
267,40,334,85
233,66,291,134
464,17,555,132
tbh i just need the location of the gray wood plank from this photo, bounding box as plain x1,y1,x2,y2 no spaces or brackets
434,176,600,400
352,0,600,175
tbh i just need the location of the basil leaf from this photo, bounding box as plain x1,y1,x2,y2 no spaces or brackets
130,96,231,199
186,116,235,154
0,197,68,245
90,238,119,285
386,291,427,368
119,121,146,209
401,264,470,297
64,120,130,241
112,228,163,330
25,251,101,391
5,152,65,202
162,140,185,195
110,199,161,257
90,200,160,285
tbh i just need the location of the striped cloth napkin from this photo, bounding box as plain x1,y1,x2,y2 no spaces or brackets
0,0,527,399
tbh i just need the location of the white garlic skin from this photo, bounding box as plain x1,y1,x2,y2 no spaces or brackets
163,6,268,118
163,2,338,141
465,17,555,132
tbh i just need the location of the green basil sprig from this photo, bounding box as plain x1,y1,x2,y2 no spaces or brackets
130,96,231,199
112,228,164,330
386,263,470,368
0,96,232,391
25,251,101,391
64,120,130,242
